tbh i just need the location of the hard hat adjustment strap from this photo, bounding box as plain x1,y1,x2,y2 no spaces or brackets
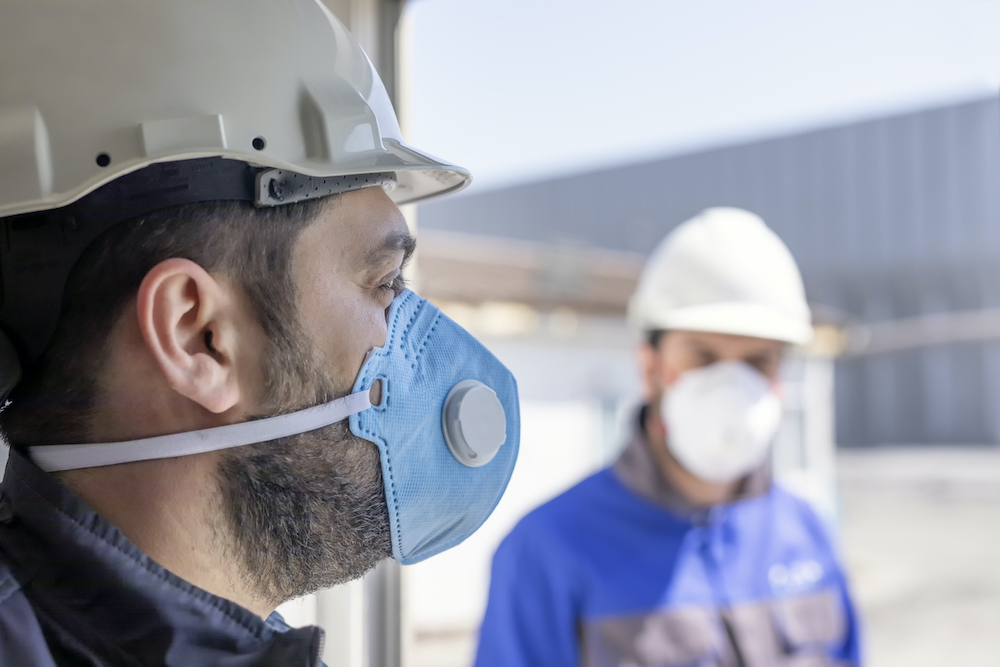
256,170,396,206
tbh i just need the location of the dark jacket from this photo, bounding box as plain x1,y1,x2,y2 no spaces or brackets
0,446,325,666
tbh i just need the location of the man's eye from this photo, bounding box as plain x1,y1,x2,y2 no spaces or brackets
380,274,407,296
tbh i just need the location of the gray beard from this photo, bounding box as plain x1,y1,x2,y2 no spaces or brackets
216,416,391,607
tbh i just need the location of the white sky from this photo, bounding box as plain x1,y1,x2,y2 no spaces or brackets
401,0,1000,194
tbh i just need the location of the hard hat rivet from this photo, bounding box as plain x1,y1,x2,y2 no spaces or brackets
252,137,266,151
95,153,111,167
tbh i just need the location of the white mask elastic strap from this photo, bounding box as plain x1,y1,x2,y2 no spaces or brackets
29,390,372,472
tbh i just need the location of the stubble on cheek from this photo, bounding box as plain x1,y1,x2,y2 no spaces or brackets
215,318,390,607
216,421,391,607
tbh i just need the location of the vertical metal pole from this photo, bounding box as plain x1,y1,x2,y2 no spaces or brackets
316,581,366,667
365,560,402,667
802,356,839,525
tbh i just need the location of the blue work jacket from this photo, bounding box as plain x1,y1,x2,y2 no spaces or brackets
0,446,325,666
475,412,862,667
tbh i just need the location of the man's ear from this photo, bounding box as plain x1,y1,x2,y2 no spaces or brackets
135,258,243,414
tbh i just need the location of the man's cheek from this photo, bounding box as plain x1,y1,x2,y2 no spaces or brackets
339,311,388,379
358,305,390,349
658,357,682,389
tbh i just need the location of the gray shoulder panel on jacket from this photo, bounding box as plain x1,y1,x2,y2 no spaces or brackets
0,565,61,667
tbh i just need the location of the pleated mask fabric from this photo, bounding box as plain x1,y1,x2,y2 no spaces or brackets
350,290,520,565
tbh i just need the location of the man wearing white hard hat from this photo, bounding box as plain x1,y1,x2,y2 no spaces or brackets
476,208,860,667
0,1,521,664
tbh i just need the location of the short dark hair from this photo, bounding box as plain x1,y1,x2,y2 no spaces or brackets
1,197,329,447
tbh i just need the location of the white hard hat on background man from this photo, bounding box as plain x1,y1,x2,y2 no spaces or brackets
628,207,812,344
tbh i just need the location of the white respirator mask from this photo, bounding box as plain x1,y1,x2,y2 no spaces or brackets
661,361,782,484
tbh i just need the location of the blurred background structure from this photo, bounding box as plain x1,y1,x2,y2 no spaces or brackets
404,93,1000,665
418,95,1000,447
394,2,1000,665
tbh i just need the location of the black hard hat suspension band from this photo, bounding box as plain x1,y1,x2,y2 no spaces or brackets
0,157,396,399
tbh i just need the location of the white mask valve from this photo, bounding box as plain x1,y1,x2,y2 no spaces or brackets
442,380,507,468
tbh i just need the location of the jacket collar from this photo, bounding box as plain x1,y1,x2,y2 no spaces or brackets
612,406,771,518
0,447,323,667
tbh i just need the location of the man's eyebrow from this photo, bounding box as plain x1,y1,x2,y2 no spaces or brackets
366,231,416,268
684,339,714,353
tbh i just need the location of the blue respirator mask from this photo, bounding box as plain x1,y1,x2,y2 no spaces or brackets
31,290,520,565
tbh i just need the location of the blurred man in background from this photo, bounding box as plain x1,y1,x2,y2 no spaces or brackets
475,208,860,667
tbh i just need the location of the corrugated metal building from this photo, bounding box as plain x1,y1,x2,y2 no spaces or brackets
418,96,1000,447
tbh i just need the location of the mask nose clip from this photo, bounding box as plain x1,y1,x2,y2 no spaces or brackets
442,380,507,467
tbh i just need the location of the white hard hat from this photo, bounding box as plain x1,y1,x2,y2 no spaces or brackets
628,208,812,345
0,0,472,398
0,0,470,219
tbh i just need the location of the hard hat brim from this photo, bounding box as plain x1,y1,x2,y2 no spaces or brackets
0,137,471,219
631,301,814,345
